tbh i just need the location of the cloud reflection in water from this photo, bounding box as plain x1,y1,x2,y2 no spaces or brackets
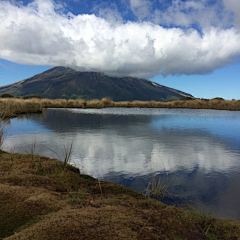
3,108,240,220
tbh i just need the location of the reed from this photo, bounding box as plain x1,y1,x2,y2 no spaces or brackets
0,104,11,150
62,141,73,170
143,173,169,201
44,141,74,170
0,121,4,149
27,139,37,161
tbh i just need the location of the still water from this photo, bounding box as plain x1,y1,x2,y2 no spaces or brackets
3,108,240,220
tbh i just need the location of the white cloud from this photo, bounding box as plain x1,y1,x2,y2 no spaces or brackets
153,0,231,29
223,0,240,28
129,0,152,20
97,7,123,23
0,0,240,78
91,1,123,24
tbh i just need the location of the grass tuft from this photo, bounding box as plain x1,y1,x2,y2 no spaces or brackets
44,141,74,170
143,173,169,200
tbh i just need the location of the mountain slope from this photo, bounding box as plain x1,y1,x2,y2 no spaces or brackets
0,67,193,101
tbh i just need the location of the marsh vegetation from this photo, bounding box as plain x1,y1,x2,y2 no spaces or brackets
0,97,240,120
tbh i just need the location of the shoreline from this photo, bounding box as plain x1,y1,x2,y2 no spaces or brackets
0,150,240,239
0,97,240,121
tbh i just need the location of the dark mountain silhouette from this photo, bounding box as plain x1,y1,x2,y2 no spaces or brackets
0,67,193,101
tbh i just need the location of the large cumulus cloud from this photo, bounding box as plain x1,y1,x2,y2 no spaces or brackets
0,0,240,78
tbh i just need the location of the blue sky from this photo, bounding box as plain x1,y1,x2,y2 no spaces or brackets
0,0,240,99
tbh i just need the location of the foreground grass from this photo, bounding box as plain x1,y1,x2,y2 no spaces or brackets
0,97,240,120
0,150,240,240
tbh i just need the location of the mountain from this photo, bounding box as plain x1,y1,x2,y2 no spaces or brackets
0,67,193,101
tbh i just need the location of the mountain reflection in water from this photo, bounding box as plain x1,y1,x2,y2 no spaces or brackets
3,108,240,220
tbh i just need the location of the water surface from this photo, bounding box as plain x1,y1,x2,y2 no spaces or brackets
3,108,240,220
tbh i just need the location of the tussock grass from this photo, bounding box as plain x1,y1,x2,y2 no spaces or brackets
1,98,240,117
143,173,169,201
44,141,74,170
0,151,240,239
27,139,37,161
0,106,11,150
41,98,87,108
0,122,5,150
0,98,42,119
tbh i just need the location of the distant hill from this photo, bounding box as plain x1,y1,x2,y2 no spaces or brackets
0,67,193,101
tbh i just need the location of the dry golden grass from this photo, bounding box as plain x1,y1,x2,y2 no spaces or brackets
0,150,240,239
1,98,240,117
0,98,42,119
41,98,87,108
111,98,240,110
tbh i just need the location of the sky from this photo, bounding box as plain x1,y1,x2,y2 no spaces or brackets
0,0,240,99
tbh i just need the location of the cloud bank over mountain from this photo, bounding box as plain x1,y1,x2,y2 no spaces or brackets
0,0,240,78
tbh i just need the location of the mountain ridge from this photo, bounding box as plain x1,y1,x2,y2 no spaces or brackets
0,67,193,101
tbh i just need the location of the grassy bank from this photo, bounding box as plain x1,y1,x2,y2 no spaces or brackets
0,150,240,239
0,97,240,120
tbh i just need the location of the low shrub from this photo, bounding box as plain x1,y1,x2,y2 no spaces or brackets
0,93,14,98
22,95,42,99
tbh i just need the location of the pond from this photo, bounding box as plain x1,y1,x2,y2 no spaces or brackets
2,108,240,220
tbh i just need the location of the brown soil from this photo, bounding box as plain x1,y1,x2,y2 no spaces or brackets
0,150,240,240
